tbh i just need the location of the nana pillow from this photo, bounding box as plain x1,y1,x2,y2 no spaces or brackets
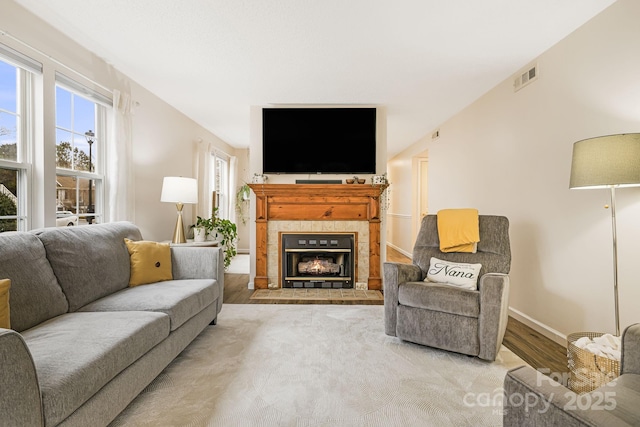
124,239,172,287
426,257,482,290
0,279,10,329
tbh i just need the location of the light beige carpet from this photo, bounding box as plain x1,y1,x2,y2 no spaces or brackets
250,288,384,302
110,304,526,426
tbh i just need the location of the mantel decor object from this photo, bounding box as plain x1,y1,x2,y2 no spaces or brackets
252,173,268,184
372,174,388,185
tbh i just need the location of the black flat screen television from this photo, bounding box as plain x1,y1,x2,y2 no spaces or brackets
262,107,376,174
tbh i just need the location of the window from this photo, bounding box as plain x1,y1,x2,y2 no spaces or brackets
210,154,229,219
55,82,106,225
0,51,36,232
1,43,112,232
0,61,19,163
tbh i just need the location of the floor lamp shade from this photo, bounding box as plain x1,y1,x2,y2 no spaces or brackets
570,133,640,189
569,133,640,336
161,177,198,244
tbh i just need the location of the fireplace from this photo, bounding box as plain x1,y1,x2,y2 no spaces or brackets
248,183,387,290
282,233,355,288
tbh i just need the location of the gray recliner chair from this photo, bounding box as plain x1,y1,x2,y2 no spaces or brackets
383,214,511,361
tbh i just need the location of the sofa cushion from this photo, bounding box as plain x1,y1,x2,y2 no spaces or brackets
78,279,218,331
125,239,173,287
596,373,640,425
0,232,69,332
399,281,480,318
33,222,143,312
0,279,10,329
22,311,169,426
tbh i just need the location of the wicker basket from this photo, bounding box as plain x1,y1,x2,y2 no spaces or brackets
567,332,620,394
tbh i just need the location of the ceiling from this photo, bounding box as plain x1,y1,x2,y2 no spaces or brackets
13,0,617,157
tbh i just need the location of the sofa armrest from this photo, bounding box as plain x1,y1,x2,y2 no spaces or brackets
0,328,43,426
383,262,422,336
171,246,225,314
621,323,640,375
504,365,625,427
478,273,509,361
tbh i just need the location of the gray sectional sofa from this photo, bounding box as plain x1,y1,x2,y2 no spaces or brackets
0,222,224,427
503,323,640,426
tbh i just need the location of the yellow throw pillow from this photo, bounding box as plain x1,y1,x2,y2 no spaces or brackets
124,239,173,287
0,279,10,329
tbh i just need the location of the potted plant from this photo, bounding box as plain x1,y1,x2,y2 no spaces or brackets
235,183,251,225
191,210,238,268
192,216,214,242
211,207,238,269
371,173,391,212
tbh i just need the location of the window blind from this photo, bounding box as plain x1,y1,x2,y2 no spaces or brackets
0,41,42,74
55,71,113,107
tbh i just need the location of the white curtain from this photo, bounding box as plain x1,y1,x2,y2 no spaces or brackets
194,140,237,222
195,140,214,220
228,155,238,223
107,89,134,222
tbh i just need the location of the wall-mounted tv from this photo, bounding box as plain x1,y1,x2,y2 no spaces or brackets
262,107,376,174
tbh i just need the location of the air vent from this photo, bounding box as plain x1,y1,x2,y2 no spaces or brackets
513,63,538,92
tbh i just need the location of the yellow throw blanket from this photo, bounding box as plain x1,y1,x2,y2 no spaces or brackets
437,209,480,253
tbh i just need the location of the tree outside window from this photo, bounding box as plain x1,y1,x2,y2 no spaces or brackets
55,85,103,225
0,167,17,232
0,59,24,232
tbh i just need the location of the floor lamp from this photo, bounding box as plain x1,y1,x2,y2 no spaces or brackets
569,133,640,336
161,177,198,244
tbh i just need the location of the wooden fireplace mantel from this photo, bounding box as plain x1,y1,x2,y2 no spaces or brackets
248,183,388,290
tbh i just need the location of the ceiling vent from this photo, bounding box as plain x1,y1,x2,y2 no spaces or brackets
513,63,538,92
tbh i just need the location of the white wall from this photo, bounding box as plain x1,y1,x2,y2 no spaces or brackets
388,0,640,342
235,148,251,253
2,1,237,242
387,150,425,257
130,86,235,241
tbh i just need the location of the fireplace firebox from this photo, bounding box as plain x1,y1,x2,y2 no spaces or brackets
281,233,355,288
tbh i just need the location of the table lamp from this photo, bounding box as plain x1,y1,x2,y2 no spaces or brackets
161,176,198,244
569,133,640,335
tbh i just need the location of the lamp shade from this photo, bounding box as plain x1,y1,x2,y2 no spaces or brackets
160,177,198,204
570,133,640,189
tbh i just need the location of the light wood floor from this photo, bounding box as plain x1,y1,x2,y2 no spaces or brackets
224,247,568,375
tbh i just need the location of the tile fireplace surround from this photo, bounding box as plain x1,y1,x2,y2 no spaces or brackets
248,184,388,290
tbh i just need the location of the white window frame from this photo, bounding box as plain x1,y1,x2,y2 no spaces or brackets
0,45,39,231
54,78,108,225
0,160,30,231
210,152,230,219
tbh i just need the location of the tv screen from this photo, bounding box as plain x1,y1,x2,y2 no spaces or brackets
262,107,376,174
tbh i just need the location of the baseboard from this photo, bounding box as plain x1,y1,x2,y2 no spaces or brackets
386,242,412,259
236,249,250,254
508,307,567,347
